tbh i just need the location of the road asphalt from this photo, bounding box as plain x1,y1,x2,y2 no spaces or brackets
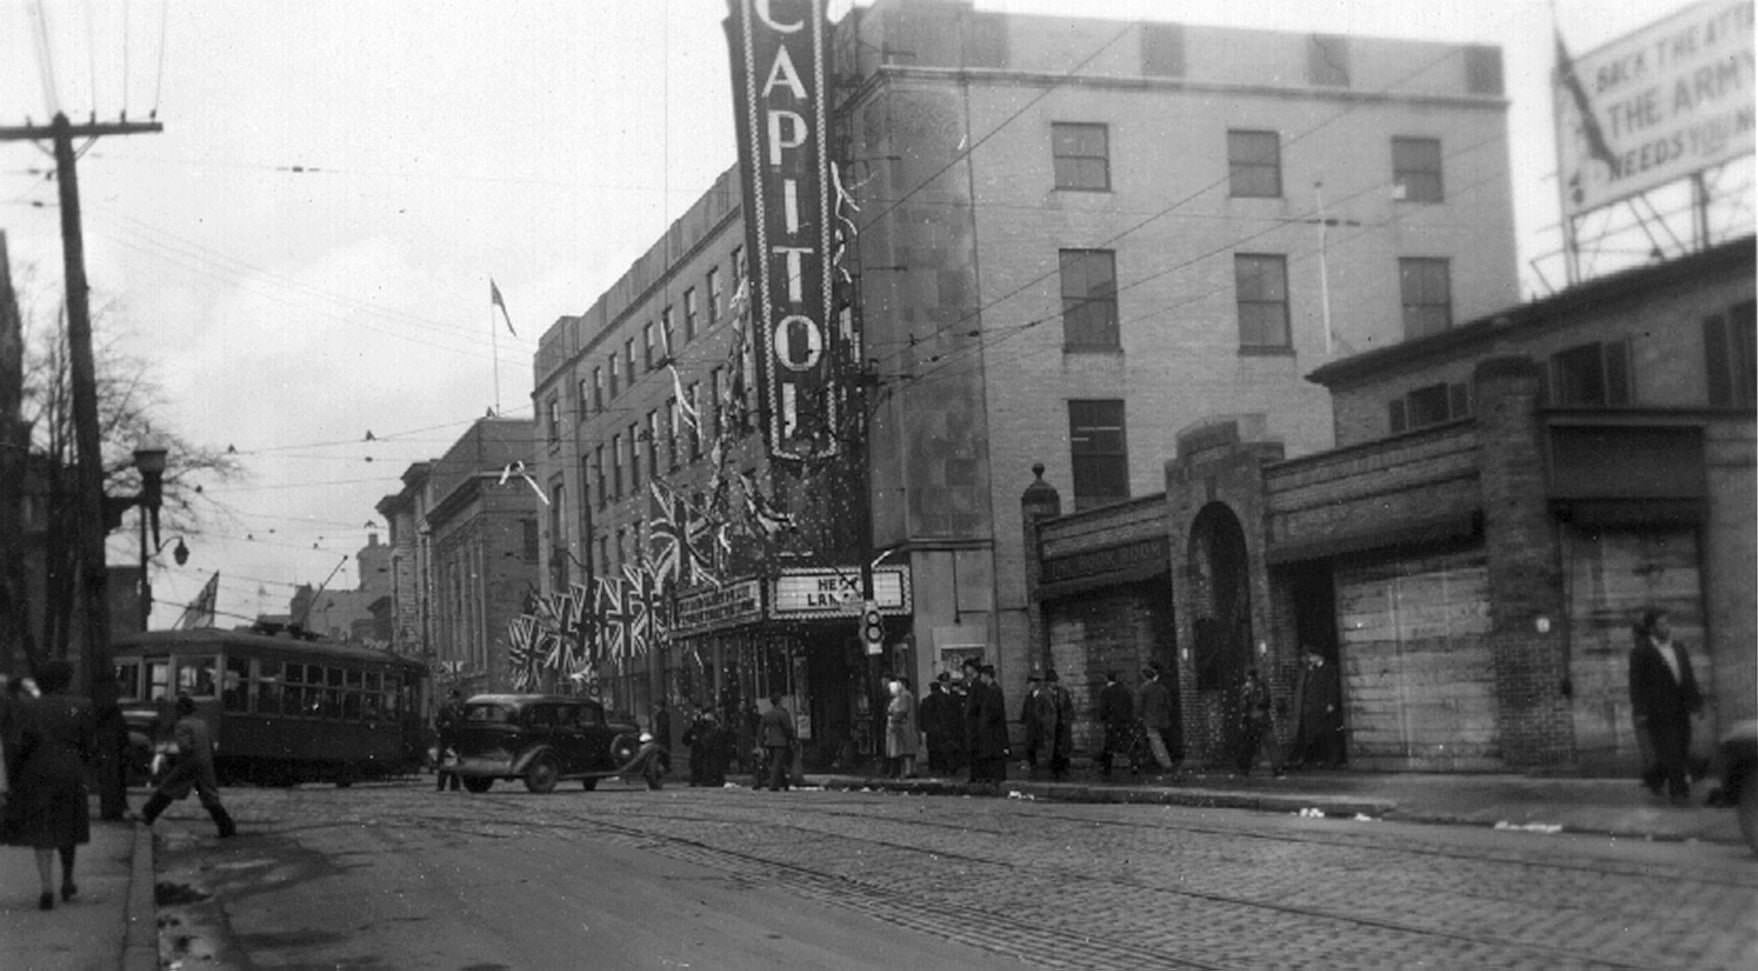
2,769,1745,970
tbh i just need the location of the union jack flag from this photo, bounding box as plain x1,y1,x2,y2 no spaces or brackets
649,479,722,590
596,575,629,660
505,615,540,690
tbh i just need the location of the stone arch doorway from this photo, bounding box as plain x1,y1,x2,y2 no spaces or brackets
1188,502,1254,698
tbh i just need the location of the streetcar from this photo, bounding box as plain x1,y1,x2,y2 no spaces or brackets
112,626,431,787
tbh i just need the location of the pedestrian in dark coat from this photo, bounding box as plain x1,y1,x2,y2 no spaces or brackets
139,694,238,838
651,700,673,775
919,680,958,775
1043,670,1074,780
1018,676,1044,770
969,665,1010,784
1096,671,1134,777
1628,609,1704,803
434,690,465,791
758,693,797,791
1136,665,1176,772
683,712,732,787
3,659,97,910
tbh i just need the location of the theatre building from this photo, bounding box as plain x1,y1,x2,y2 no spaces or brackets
1024,237,1755,771
530,0,1519,766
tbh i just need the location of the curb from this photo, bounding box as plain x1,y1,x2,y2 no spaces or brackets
122,822,157,971
817,776,1396,820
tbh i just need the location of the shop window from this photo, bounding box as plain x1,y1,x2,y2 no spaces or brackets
1060,249,1119,350
1550,340,1632,407
1228,130,1281,198
1389,381,1470,433
1069,399,1129,510
1051,122,1109,191
1235,254,1290,349
1400,258,1452,339
1705,300,1755,408
1392,137,1443,202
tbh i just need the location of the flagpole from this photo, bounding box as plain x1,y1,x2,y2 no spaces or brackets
490,279,502,415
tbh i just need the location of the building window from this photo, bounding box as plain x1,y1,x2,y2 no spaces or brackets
707,267,723,321
1051,122,1109,191
1234,254,1290,349
731,245,743,279
1392,137,1444,202
1059,249,1119,350
683,288,698,341
1069,400,1128,511
1705,301,1756,408
628,422,642,490
1308,34,1350,87
546,395,561,445
1227,130,1281,198
687,382,702,459
625,339,637,384
643,322,657,370
594,445,607,507
666,399,680,471
661,307,676,360
708,368,723,441
1399,258,1453,339
1550,340,1633,407
610,435,623,498
593,366,605,411
647,411,661,477
608,353,620,398
577,378,590,418
1388,381,1470,433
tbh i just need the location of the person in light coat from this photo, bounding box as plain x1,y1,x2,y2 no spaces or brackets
884,677,919,779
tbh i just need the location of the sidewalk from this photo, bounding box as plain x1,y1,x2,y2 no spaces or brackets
0,806,157,971
805,765,1750,846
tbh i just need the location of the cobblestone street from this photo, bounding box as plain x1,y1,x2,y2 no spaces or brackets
151,779,1758,970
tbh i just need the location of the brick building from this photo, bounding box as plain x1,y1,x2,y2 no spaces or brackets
532,0,1519,766
1025,237,1755,771
376,419,541,695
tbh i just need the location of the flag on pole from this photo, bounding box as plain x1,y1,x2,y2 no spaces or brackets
1554,34,1618,170
174,572,220,630
491,278,517,337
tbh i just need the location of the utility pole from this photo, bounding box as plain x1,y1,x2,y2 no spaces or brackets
0,112,163,819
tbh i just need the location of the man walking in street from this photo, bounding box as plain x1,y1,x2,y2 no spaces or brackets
434,690,464,792
758,693,797,792
137,694,236,838
1136,664,1176,774
1096,670,1134,778
1629,608,1704,804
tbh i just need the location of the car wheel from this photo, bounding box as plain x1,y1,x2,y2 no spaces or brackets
462,777,493,794
1739,767,1758,855
581,777,599,791
525,756,560,794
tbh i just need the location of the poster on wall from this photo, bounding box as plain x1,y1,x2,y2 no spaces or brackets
724,0,842,460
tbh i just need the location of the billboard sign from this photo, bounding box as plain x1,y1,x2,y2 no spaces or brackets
1555,0,1754,219
725,0,841,460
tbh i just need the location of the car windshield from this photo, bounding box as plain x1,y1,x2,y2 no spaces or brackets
464,704,512,724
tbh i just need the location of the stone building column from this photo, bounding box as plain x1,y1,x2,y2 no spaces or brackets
1473,356,1573,767
1019,463,1061,674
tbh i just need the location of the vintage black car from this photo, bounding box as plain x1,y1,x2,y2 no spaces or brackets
449,694,649,793
1717,719,1757,854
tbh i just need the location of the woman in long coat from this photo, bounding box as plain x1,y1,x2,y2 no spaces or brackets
884,678,919,778
4,659,96,910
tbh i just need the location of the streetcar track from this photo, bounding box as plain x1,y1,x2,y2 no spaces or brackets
381,794,1669,968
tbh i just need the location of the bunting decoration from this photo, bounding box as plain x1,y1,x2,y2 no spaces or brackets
499,461,549,504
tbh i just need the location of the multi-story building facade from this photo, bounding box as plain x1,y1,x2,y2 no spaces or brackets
1024,236,1754,770
532,0,1519,766
376,419,541,695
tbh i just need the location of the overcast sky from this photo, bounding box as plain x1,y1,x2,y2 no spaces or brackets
0,0,1701,628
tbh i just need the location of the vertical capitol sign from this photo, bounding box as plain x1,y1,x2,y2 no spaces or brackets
725,0,841,460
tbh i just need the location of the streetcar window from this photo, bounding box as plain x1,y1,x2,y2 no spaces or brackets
345,668,363,688
364,671,382,692
258,677,283,716
305,664,325,685
176,656,219,697
342,689,362,720
222,657,251,713
115,660,142,701
146,660,171,700
327,667,344,687
361,690,383,721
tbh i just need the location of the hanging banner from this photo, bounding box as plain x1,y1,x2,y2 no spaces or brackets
1555,0,1754,219
724,0,841,460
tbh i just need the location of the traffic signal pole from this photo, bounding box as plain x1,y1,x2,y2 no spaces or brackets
1,113,163,818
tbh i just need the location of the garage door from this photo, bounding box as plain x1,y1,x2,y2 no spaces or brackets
1564,526,1705,774
1337,549,1499,770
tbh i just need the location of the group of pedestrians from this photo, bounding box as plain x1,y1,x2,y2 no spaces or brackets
1,660,231,912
